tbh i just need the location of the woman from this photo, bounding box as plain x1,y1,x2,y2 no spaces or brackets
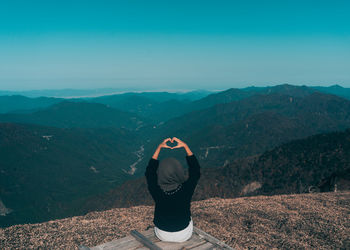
145,137,201,242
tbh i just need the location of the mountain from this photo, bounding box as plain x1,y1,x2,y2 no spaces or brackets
143,91,350,169
0,89,212,116
87,84,350,123
312,84,350,100
80,128,350,211
90,89,213,104
3,84,350,228
2,84,350,120
158,89,341,136
0,122,145,227
254,129,350,195
1,192,349,249
90,93,190,123
0,88,213,99
1,84,349,124
87,84,316,123
89,91,213,123
189,84,314,111
0,88,135,98
61,88,350,180
0,101,151,130
0,95,63,114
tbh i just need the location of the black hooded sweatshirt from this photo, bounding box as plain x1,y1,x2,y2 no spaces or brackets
145,154,201,232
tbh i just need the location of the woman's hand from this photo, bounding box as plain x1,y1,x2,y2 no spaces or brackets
159,138,173,150
152,138,172,160
171,137,187,149
172,137,193,156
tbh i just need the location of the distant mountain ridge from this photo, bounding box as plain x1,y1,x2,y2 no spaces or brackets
0,89,213,116
0,101,150,130
312,84,350,100
190,83,315,111
1,84,350,121
0,88,213,99
0,95,63,114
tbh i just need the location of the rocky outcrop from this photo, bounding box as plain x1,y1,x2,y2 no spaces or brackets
1,192,349,249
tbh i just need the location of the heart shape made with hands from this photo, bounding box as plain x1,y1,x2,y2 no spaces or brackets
166,138,178,149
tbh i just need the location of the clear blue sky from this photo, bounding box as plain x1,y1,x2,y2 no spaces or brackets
0,0,349,91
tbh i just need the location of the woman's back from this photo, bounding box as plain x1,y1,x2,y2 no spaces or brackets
145,154,201,232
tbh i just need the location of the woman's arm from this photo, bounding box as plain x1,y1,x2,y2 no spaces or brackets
146,138,172,200
172,136,200,181
186,154,201,182
152,137,172,160
145,157,161,201
171,137,200,196
171,137,193,156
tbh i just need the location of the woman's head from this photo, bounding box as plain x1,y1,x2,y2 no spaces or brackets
157,157,186,192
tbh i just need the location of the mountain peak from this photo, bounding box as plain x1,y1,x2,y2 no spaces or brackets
329,84,344,89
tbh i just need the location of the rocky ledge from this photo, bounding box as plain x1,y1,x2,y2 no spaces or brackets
1,191,349,249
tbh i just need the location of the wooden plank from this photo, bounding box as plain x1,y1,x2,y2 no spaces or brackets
139,228,156,237
153,234,207,250
191,242,217,250
135,228,207,250
90,228,156,250
193,227,234,250
141,233,161,244
131,230,162,250
90,235,142,250
86,226,234,250
174,233,208,249
89,236,131,249
103,240,142,250
139,228,160,243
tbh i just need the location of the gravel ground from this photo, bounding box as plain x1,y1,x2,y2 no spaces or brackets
1,191,349,249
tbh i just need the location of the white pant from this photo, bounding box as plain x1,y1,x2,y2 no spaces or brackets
154,218,193,242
